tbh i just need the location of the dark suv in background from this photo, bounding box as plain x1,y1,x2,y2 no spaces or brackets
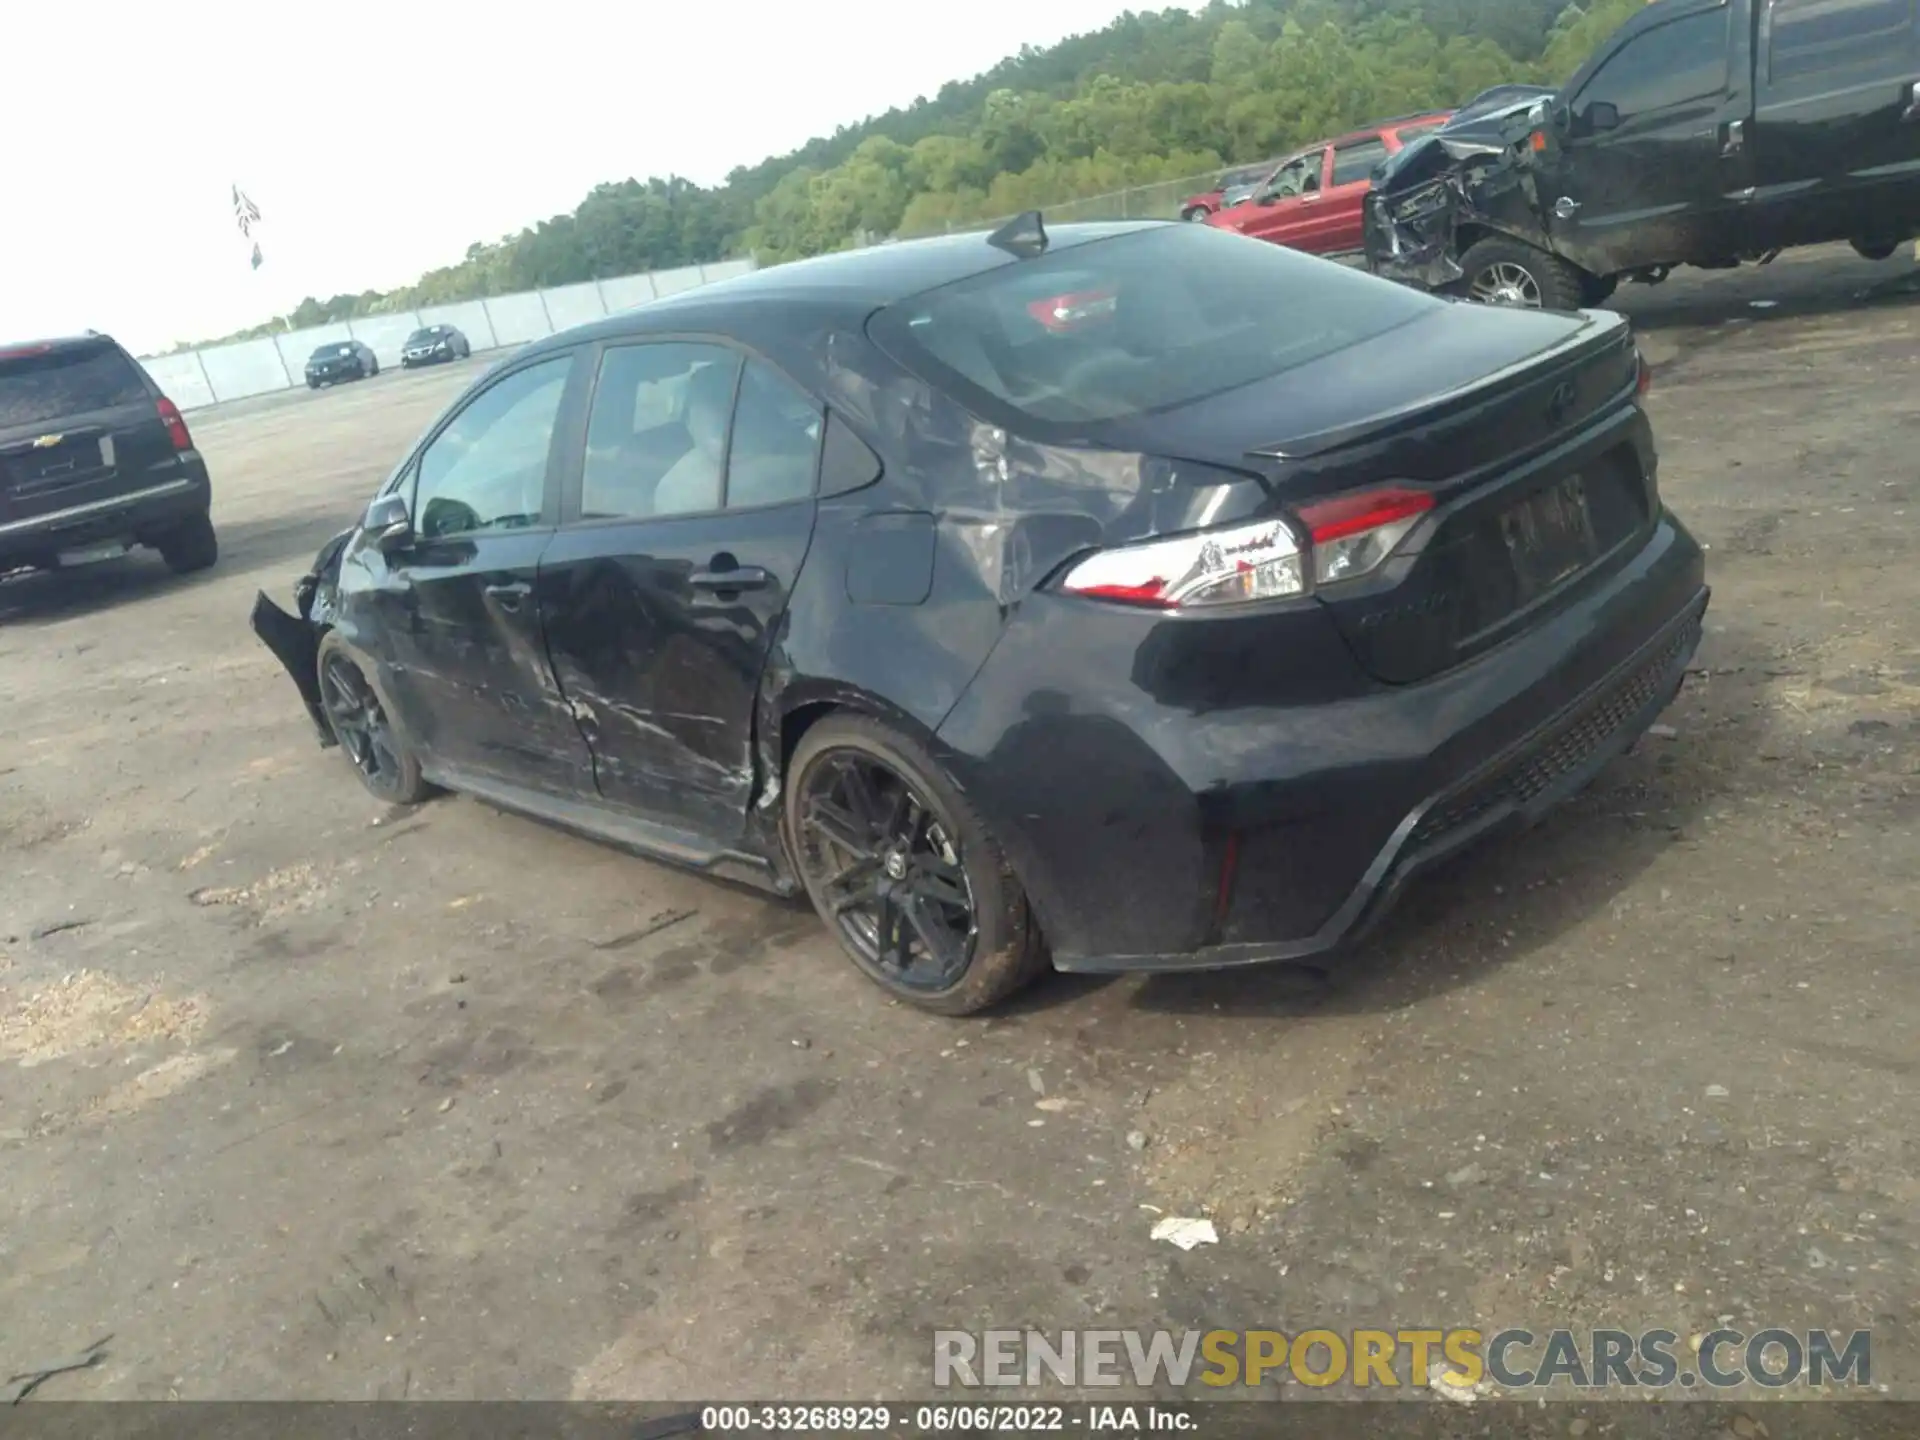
0,333,217,577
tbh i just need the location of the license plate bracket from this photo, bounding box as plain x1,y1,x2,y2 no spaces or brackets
1502,474,1597,601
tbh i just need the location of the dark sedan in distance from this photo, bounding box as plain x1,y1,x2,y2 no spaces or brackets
401,324,472,368
305,340,377,388
251,216,1708,1015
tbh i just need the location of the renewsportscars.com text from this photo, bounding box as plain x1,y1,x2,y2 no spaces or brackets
933,1327,1872,1390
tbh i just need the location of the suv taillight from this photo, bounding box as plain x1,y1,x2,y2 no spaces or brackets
1058,484,1436,610
157,397,193,451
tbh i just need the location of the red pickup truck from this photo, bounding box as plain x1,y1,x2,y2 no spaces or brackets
1205,112,1452,256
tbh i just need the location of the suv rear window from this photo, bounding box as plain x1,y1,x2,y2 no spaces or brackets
0,340,148,430
869,224,1436,430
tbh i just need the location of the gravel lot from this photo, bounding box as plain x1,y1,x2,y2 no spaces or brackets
2,247,1916,1407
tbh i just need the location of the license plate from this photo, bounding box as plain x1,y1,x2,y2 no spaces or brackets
57,541,129,567
1501,474,1596,599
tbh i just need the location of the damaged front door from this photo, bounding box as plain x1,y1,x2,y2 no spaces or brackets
537,340,822,845
370,351,597,797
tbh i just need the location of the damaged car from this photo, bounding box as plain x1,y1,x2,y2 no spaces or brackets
1368,0,1920,308
253,215,1707,1015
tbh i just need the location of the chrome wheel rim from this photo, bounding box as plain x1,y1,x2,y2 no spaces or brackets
796,752,977,992
1470,261,1543,308
320,654,405,794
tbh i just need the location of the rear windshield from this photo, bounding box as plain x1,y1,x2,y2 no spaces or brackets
0,340,148,430
868,224,1436,430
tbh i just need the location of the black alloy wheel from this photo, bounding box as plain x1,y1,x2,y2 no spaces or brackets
798,751,977,989
786,714,1048,1014
317,637,428,804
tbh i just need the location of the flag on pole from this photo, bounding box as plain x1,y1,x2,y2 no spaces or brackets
232,184,261,237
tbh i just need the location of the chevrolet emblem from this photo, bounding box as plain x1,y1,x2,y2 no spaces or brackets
31,433,63,449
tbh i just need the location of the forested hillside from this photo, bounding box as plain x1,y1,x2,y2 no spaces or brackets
196,0,1642,347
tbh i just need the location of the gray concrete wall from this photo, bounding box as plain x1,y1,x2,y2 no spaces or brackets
139,259,759,409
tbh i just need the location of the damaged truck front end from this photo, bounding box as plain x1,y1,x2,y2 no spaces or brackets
1363,86,1558,293
250,526,355,749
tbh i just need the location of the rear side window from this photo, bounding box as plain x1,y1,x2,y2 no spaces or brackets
1575,9,1730,125
1769,0,1915,81
0,341,148,429
869,223,1437,431
1331,137,1390,185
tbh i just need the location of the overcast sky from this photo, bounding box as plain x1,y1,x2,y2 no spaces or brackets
7,0,1146,355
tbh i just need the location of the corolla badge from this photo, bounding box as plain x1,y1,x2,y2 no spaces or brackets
1546,379,1577,425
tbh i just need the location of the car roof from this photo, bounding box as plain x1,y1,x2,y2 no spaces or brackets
521,221,1167,354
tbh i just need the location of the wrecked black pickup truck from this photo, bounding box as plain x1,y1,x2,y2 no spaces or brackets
1365,0,1920,308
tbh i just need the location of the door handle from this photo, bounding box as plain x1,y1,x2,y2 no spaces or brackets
689,564,771,592
1721,119,1746,155
483,580,533,611
1902,80,1920,123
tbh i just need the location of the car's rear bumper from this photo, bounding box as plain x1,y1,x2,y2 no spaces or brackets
0,464,211,563
936,509,1708,973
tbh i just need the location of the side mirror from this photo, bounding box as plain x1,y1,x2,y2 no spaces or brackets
362,492,412,550
1584,101,1621,133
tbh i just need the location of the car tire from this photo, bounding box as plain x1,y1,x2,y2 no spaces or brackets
1181,205,1210,222
1458,237,1587,311
369,357,379,376
1851,237,1900,262
315,632,432,806
157,512,218,574
786,712,1049,1016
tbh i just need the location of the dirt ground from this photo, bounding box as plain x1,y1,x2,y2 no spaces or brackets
2,247,1916,1406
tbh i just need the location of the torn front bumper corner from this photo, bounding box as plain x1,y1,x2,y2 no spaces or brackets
250,590,335,748
1367,186,1468,290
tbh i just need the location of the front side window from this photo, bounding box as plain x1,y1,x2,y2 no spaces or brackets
1331,137,1391,185
1575,9,1729,128
1267,152,1322,197
869,222,1439,431
412,355,571,538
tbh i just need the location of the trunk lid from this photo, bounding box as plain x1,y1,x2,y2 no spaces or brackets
1095,304,1652,684
0,339,181,531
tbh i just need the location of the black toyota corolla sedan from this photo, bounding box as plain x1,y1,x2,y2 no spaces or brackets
251,216,1707,1014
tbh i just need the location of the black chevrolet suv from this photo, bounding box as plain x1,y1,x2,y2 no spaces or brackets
0,334,217,576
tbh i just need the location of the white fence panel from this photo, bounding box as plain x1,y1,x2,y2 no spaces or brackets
199,338,293,401
483,292,551,347
417,300,498,351
541,281,607,334
598,273,657,311
701,259,756,286
140,353,216,410
650,264,708,299
349,313,425,368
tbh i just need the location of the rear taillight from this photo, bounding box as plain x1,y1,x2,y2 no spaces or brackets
1058,484,1435,611
157,397,193,451
1635,351,1652,399
1296,485,1434,586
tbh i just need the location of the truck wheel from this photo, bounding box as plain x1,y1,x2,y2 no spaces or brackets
1581,274,1619,306
1459,237,1587,311
1851,238,1900,262
157,512,218,574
